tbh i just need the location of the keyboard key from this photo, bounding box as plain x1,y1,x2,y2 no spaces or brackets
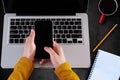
26,19,30,21
77,26,82,29
10,35,20,38
63,39,67,43
59,30,63,33
54,26,57,29
18,26,22,29
68,41,72,43
10,22,15,25
21,35,25,38
54,30,58,33
72,19,76,21
28,26,32,29
77,19,81,21
51,19,55,21
60,22,64,25
16,19,20,21
72,34,82,38
72,26,76,29
67,19,71,21
64,30,68,33
10,26,17,29
28,30,31,33
10,30,18,34
21,22,25,25
75,22,81,25
61,34,65,38
20,39,24,43
78,41,82,43
66,34,70,38
56,34,60,38
68,26,71,29
16,22,20,25
57,26,61,29
62,19,66,21
56,19,61,21
74,30,81,33
30,22,34,25
21,19,25,21
73,39,77,43
23,26,27,29
70,22,74,25
26,22,29,25
11,19,15,21
55,22,59,25
56,39,62,43
62,26,67,29
15,39,19,43
65,22,69,25
24,30,28,34
9,39,14,43
19,30,23,34
26,34,29,37
69,30,73,33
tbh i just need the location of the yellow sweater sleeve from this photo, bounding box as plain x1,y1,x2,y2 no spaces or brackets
54,62,80,80
8,57,34,80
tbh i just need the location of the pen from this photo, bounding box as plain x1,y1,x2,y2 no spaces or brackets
93,24,118,52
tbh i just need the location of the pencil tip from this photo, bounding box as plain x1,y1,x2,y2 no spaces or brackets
115,24,118,27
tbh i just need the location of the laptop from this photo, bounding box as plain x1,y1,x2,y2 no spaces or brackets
1,0,90,68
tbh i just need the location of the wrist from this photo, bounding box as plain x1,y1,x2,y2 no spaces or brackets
55,62,70,71
23,55,34,62
27,57,34,62
55,60,66,69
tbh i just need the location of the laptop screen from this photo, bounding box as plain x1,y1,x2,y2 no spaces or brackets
4,0,88,15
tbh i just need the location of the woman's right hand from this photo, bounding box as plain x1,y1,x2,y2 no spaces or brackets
44,41,66,68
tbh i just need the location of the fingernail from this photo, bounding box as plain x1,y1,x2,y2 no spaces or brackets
45,47,51,50
40,61,42,64
44,47,48,50
31,29,33,33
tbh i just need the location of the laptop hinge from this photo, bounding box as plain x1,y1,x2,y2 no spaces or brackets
16,12,76,16
76,13,82,16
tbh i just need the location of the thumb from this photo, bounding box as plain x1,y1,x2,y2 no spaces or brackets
30,29,35,41
44,47,57,57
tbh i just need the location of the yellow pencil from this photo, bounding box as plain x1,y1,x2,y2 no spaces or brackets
93,24,118,52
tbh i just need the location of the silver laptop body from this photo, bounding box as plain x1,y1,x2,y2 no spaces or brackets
1,0,90,68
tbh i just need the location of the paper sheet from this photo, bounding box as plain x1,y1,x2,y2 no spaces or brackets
88,49,120,80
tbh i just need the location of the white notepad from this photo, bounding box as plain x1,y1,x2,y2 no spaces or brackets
88,49,120,80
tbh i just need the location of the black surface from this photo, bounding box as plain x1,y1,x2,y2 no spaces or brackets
0,0,120,80
5,0,88,15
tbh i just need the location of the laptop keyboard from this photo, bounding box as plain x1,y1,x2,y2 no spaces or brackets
9,18,83,44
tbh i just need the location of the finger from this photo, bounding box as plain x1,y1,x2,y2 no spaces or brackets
53,41,60,49
40,59,47,64
53,41,64,55
53,41,57,46
25,37,30,43
53,41,59,54
30,29,35,41
44,47,57,56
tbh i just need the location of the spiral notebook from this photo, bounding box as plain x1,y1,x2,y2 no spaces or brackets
88,49,120,80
